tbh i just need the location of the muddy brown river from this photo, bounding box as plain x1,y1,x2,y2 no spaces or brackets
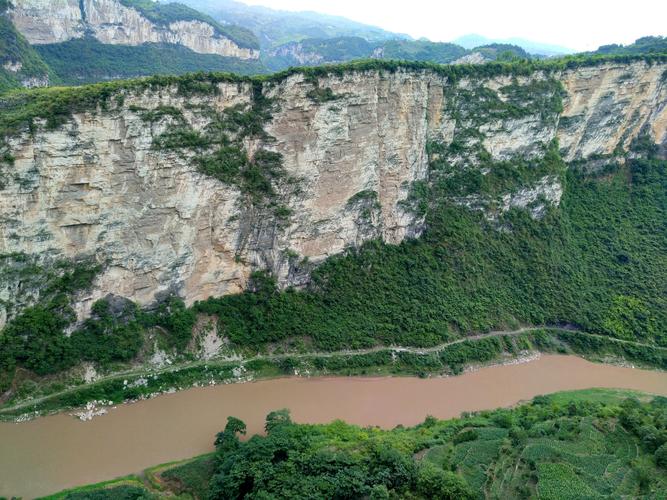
1,354,666,498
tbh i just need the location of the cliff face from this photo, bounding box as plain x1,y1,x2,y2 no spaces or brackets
8,0,259,59
0,60,665,326
8,0,83,45
270,42,327,66
559,63,667,159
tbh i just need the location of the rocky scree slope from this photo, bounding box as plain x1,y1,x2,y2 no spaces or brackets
0,59,665,332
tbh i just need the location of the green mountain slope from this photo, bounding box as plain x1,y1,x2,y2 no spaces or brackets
264,37,530,71
592,36,667,56
178,0,408,48
35,39,266,84
0,2,51,92
191,139,666,351
380,39,468,63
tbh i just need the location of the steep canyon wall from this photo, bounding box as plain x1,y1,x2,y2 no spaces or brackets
0,60,665,326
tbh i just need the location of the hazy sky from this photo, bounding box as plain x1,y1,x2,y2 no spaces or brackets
240,0,666,51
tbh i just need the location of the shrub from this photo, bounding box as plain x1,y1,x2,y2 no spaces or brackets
655,443,667,468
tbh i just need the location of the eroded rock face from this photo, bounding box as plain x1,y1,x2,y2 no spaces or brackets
8,0,84,45
0,61,665,326
8,0,259,59
558,61,667,160
3,61,23,72
269,42,325,66
452,52,488,65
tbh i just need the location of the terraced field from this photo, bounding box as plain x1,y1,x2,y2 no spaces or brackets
464,415,659,498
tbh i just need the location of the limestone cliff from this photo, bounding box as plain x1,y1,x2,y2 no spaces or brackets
8,0,259,59
0,60,665,327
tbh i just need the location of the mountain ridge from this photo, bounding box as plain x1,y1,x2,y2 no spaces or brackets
453,33,575,56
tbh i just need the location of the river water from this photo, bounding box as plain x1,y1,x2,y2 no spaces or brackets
1,355,666,498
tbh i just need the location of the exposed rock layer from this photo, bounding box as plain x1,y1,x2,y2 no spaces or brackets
8,0,259,59
0,61,665,326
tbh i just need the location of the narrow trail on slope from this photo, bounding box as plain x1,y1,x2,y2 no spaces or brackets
1,326,664,414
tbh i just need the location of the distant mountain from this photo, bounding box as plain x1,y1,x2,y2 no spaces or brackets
378,40,468,63
454,34,575,57
0,0,262,92
467,43,531,61
4,0,663,93
263,36,531,72
591,36,667,56
264,36,375,71
177,0,410,49
180,2,574,58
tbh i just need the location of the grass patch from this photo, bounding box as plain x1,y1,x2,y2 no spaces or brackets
159,454,217,499
36,476,148,500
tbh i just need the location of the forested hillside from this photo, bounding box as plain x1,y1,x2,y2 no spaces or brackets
593,36,667,56
35,40,265,84
0,0,50,92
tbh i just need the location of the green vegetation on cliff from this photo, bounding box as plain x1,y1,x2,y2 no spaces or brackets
0,255,101,385
41,391,667,499
149,83,296,208
117,0,259,50
192,140,666,351
0,9,51,92
1,55,665,134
